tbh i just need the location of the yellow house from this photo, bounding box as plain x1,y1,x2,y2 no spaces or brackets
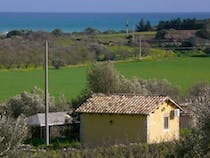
76,94,183,146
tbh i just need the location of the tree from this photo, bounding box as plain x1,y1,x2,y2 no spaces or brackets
117,75,148,95
52,28,64,36
157,18,204,30
205,48,210,56
83,27,101,35
136,18,145,32
87,62,148,95
155,30,167,39
145,21,153,31
0,115,28,157
187,82,210,98
196,24,210,40
141,41,151,56
178,82,210,157
2,86,56,118
52,58,64,69
6,30,22,38
178,97,210,157
87,62,119,94
140,79,180,100
136,19,153,32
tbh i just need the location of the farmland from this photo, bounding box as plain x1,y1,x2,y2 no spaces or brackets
0,57,210,102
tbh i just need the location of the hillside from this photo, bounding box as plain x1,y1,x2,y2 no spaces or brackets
0,19,210,70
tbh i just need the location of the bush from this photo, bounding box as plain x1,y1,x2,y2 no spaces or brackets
196,25,210,40
143,79,180,99
0,115,28,157
19,142,190,158
176,100,210,157
155,30,167,39
103,29,117,34
83,27,101,35
187,82,210,98
87,62,119,94
2,86,56,118
52,28,64,36
6,30,22,38
136,19,153,32
205,48,210,56
157,18,203,30
25,138,45,147
87,62,149,95
87,63,182,99
52,58,65,69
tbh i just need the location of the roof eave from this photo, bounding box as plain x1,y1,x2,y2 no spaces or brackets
76,111,149,116
165,97,184,111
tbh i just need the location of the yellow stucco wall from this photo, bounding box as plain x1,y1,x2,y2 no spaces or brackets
147,102,180,143
80,113,147,146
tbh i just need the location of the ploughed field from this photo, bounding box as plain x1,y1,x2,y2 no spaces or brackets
0,57,210,102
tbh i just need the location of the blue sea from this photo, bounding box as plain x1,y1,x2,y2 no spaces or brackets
0,12,210,33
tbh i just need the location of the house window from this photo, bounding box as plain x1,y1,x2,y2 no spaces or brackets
164,116,169,130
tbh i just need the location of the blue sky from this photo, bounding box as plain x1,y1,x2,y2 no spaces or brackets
0,0,210,12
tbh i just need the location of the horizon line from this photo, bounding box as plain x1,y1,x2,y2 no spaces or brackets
0,11,210,14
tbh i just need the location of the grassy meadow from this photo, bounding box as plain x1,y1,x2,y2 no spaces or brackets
0,57,210,102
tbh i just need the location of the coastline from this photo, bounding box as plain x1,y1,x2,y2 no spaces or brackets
0,12,210,33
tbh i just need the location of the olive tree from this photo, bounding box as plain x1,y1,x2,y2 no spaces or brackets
3,86,56,118
143,79,180,99
177,83,210,157
87,62,119,94
87,62,148,95
187,82,210,98
0,115,28,157
177,98,210,157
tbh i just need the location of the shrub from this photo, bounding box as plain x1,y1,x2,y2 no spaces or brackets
6,30,22,38
2,86,56,118
0,115,28,157
196,25,210,40
52,28,64,37
87,62,149,95
87,62,119,94
52,58,65,69
143,79,180,99
187,82,210,98
205,48,210,56
83,27,101,35
176,100,210,157
155,30,167,39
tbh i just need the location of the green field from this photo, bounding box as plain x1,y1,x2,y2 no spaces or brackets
0,57,210,102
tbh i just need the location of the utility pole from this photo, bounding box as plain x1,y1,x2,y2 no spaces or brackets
139,34,142,60
45,41,49,146
132,25,135,41
126,19,129,36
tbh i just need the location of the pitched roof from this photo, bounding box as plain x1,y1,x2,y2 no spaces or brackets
76,94,183,115
26,112,72,127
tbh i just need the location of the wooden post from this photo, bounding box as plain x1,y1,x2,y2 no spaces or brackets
45,41,49,146
139,34,142,60
126,19,129,36
132,25,135,41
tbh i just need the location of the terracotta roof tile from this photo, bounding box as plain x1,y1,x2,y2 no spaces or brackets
76,94,182,115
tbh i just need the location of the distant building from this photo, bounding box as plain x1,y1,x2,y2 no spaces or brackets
76,94,183,146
